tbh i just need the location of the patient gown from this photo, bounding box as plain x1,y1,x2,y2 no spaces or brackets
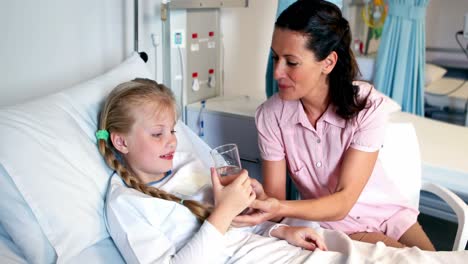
103,153,317,264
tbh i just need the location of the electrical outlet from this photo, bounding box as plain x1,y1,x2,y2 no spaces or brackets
172,30,185,48
151,33,160,47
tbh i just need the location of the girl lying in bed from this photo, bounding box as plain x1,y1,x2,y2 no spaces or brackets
95,78,327,263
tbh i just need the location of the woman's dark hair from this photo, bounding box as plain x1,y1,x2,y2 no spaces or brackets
276,0,367,119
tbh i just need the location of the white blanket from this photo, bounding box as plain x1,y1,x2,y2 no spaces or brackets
166,149,468,263
224,228,467,263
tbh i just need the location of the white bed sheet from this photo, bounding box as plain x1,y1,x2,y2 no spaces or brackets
222,228,468,263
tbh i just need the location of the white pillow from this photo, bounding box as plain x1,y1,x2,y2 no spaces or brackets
0,53,152,262
425,63,447,86
0,164,56,263
379,122,421,209
0,211,28,263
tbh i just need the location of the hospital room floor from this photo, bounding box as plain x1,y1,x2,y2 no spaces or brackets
418,213,468,250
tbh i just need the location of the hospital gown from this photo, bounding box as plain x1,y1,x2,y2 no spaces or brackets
104,168,315,264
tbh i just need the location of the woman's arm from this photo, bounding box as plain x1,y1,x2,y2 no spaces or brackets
262,159,287,200
235,148,378,225
280,148,379,220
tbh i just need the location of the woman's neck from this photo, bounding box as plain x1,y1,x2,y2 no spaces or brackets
300,82,330,128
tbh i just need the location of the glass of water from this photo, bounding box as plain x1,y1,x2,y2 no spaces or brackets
210,143,242,177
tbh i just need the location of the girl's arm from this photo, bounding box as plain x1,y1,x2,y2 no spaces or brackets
106,169,255,263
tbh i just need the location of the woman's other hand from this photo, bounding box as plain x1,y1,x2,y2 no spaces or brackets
231,197,281,227
250,178,269,200
272,226,327,251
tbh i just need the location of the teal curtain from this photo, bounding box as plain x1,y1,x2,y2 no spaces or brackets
265,0,343,97
373,0,429,116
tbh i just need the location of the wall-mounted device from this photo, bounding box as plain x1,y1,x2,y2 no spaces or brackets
164,0,248,123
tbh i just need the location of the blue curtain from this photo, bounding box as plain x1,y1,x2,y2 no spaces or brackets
265,0,343,97
373,0,429,116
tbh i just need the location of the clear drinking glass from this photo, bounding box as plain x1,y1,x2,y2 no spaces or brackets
210,143,242,176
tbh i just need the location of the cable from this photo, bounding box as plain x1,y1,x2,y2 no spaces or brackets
151,34,160,81
177,46,185,122
220,33,225,96
197,100,206,138
455,31,468,59
425,80,467,96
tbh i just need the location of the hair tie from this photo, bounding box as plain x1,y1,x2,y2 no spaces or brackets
179,199,184,205
95,129,110,142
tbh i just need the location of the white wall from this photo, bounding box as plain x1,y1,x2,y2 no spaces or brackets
0,0,134,107
220,0,277,100
425,0,468,64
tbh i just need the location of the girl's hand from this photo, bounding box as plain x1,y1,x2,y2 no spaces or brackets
218,172,268,201
208,168,256,234
272,226,327,251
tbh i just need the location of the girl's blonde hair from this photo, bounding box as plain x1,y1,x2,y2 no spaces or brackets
97,78,211,221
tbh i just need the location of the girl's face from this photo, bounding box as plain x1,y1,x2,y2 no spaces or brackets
117,102,177,184
271,28,330,101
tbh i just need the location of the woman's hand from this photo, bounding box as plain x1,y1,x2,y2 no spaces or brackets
272,226,327,251
250,178,269,201
231,197,281,227
208,168,256,234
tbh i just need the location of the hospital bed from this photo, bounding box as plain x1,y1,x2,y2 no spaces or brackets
424,69,468,126
0,54,467,263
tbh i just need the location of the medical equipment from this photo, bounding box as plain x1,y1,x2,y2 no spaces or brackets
164,0,248,113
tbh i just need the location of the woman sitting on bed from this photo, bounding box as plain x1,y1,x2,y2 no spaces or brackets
233,0,435,251
95,78,326,263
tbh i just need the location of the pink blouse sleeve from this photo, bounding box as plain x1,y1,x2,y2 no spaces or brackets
255,100,285,161
350,89,390,152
